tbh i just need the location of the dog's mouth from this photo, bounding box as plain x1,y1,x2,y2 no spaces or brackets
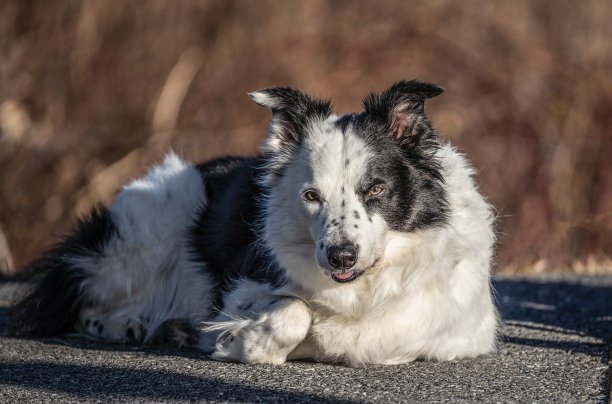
330,258,381,283
331,270,364,283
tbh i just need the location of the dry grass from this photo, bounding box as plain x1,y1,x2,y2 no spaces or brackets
0,0,610,274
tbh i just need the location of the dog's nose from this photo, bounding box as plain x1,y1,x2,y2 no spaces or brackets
327,244,358,269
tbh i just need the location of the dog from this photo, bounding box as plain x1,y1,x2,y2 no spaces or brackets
8,80,499,366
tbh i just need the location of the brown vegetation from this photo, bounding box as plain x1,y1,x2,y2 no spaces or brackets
0,1,610,274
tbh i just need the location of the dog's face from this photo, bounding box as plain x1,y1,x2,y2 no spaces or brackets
252,81,449,287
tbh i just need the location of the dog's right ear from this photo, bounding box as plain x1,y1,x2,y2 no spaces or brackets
249,87,333,154
249,87,333,185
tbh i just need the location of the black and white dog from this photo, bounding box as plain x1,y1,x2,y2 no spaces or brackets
9,80,498,366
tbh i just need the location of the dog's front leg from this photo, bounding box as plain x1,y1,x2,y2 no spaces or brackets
207,295,312,365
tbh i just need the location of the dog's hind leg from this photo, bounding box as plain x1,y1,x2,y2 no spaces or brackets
72,154,213,343
9,154,213,343
202,280,312,365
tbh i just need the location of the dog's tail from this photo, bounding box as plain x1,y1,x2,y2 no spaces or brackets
4,206,116,337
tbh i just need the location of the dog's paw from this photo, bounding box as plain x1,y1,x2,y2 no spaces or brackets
149,318,199,347
205,297,312,365
78,309,146,344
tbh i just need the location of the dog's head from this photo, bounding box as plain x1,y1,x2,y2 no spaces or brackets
252,80,449,288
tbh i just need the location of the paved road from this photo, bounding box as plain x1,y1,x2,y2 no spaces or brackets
0,275,610,403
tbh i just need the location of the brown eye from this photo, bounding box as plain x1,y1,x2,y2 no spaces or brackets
303,190,321,203
369,185,384,196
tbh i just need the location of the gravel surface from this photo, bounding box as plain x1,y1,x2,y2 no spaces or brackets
0,275,610,403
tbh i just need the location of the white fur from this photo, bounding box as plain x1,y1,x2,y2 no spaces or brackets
73,153,213,342
201,279,311,364
307,144,498,365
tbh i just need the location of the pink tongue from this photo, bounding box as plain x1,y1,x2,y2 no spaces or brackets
333,272,354,280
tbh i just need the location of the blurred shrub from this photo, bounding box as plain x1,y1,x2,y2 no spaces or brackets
0,0,610,273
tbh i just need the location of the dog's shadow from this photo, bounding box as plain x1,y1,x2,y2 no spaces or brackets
0,359,360,403
493,276,612,356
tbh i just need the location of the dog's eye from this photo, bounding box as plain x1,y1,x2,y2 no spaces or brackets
369,185,384,196
303,190,322,203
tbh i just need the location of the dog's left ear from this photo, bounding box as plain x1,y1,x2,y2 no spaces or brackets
249,87,333,185
363,80,444,148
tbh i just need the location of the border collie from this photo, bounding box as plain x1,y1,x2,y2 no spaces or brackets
8,80,498,366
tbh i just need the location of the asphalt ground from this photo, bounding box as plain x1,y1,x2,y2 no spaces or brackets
0,275,610,403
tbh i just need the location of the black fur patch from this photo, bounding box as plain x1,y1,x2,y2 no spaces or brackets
191,157,284,311
6,206,117,337
346,80,450,231
251,88,333,141
335,113,356,133
363,79,444,156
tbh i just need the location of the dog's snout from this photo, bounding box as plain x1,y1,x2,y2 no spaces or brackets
327,244,358,269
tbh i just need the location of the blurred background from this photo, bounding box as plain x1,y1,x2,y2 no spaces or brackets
0,0,610,275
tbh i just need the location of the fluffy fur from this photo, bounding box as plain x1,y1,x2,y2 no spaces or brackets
8,80,499,366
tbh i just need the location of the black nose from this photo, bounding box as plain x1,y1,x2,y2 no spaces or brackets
327,244,358,269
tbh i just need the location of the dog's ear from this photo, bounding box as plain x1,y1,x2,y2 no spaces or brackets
249,87,333,184
363,80,444,149
249,87,333,152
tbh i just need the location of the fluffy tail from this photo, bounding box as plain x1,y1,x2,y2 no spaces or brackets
5,206,116,337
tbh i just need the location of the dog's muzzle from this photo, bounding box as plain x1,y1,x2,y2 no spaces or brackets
327,244,363,283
